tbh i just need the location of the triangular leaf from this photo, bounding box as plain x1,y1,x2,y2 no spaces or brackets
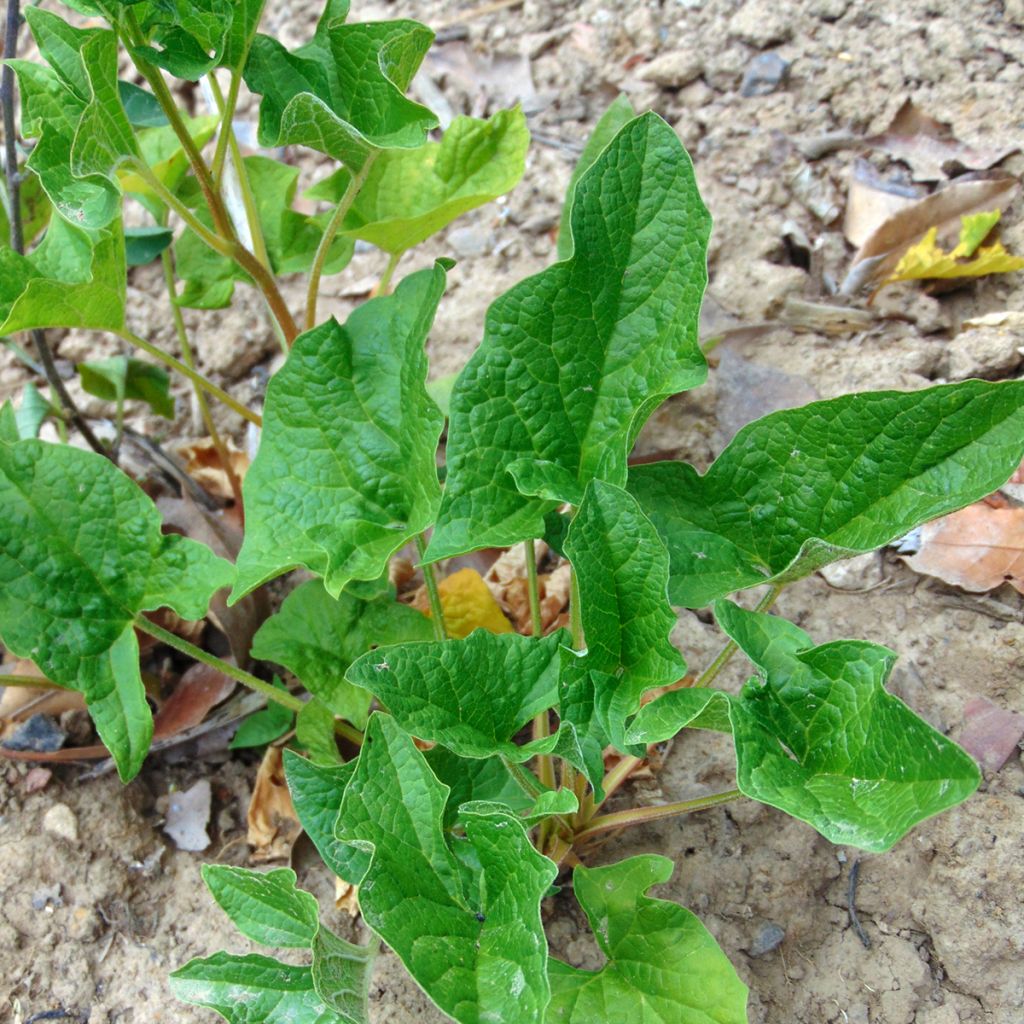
630,380,1024,608
625,688,732,746
427,113,710,560
715,599,981,852
232,264,446,600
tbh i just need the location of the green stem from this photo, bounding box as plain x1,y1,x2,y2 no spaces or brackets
592,754,644,815
376,251,401,297
116,328,261,427
501,756,543,799
693,584,783,689
524,538,543,638
415,533,448,641
305,156,377,330
134,616,305,715
569,565,584,651
574,788,742,843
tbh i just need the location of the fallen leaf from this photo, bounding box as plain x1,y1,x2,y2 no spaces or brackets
539,563,573,633
866,99,1019,182
164,778,212,852
151,663,236,739
843,158,926,248
959,696,1024,773
840,171,1019,294
902,502,1024,595
413,567,513,639
175,437,249,503
885,210,1024,286
247,744,301,861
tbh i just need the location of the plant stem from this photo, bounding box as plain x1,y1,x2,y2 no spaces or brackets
568,565,584,651
160,246,245,510
574,788,742,843
415,533,448,641
376,251,401,297
305,156,376,330
116,328,261,427
693,584,783,688
524,538,543,638
593,754,644,813
135,616,305,715
2,0,112,461
501,756,543,799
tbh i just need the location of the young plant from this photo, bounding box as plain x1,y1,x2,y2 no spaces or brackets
0,2,1020,1022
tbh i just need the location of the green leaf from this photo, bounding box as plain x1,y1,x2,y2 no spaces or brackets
124,224,174,265
13,383,56,440
345,630,565,761
0,217,126,334
77,355,175,418
126,0,234,80
308,107,529,255
563,481,685,751
0,168,51,249
296,697,342,765
427,113,710,560
251,578,432,728
715,599,981,852
202,865,319,948
11,8,138,229
336,714,557,1024
119,114,219,208
117,80,168,127
0,440,234,779
548,855,748,1024
423,747,532,827
557,93,636,261
232,265,446,600
312,925,377,1024
625,688,732,746
283,750,366,884
170,952,346,1024
523,788,578,826
630,379,1024,608
245,11,437,170
0,403,18,444
229,682,294,749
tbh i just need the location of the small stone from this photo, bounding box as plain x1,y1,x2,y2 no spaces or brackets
741,52,791,96
959,697,1024,773
42,803,79,844
163,778,212,852
946,325,1024,380
747,921,786,956
818,551,885,591
639,49,703,88
729,0,792,47
446,224,495,259
31,884,63,912
520,212,558,235
2,713,66,753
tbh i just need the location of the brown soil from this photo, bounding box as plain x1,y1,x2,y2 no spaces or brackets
2,1,1023,1023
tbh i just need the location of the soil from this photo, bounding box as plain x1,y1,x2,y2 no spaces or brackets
2,0,1023,1023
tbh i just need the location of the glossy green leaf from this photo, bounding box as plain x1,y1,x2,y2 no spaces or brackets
548,855,748,1024
0,217,126,334
312,925,376,1024
630,380,1024,608
170,952,347,1024
13,384,56,441
202,865,319,948
423,747,532,827
522,788,578,827
563,481,685,751
625,688,731,746
557,93,636,261
117,80,168,127
250,576,431,730
0,440,233,779
124,225,174,265
336,714,557,1024
427,113,710,560
229,681,294,749
77,355,174,418
232,265,446,600
345,630,566,761
296,698,343,765
308,107,529,255
10,8,138,229
245,8,437,170
716,599,981,852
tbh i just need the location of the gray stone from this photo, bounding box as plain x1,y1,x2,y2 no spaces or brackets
747,921,786,956
946,325,1024,380
741,52,791,96
2,713,66,753
729,0,792,48
639,49,703,88
42,803,79,844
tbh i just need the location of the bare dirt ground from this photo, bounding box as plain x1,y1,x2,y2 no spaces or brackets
2,1,1023,1022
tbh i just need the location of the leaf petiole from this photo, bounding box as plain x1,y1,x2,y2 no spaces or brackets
693,584,783,689
574,788,742,844
415,533,448,641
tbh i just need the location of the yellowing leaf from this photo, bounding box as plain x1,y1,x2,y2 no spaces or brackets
887,209,1024,284
433,567,513,639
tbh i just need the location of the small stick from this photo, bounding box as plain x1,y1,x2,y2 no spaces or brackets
847,859,872,949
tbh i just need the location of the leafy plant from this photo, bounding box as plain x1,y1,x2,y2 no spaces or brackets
0,0,1019,1021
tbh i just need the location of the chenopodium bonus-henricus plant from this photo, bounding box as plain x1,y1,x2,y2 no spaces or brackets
0,0,1019,1020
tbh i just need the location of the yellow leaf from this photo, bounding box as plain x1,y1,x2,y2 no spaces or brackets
887,209,1024,285
434,567,513,639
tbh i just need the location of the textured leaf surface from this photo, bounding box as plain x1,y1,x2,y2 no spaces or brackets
557,93,636,261
423,748,532,827
296,698,343,765
336,714,557,1024
202,866,319,948
0,217,125,334
716,600,981,851
252,579,432,726
229,681,294,749
309,108,528,254
0,440,233,779
625,688,731,745
245,9,436,169
233,266,446,599
346,631,563,760
428,113,710,559
548,856,748,1024
630,380,1024,608
312,925,376,1023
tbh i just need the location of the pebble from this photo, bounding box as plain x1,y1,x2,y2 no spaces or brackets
42,803,79,844
946,325,1024,380
640,49,704,88
729,0,793,47
748,921,786,956
446,225,495,259
818,551,884,591
31,884,63,912
2,713,66,753
163,778,212,852
741,52,791,96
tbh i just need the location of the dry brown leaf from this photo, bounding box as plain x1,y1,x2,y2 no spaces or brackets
0,681,85,723
334,876,361,918
151,663,235,739
843,158,925,248
903,502,1024,595
247,745,301,862
840,171,1019,295
540,563,573,632
175,437,250,503
866,99,1019,183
